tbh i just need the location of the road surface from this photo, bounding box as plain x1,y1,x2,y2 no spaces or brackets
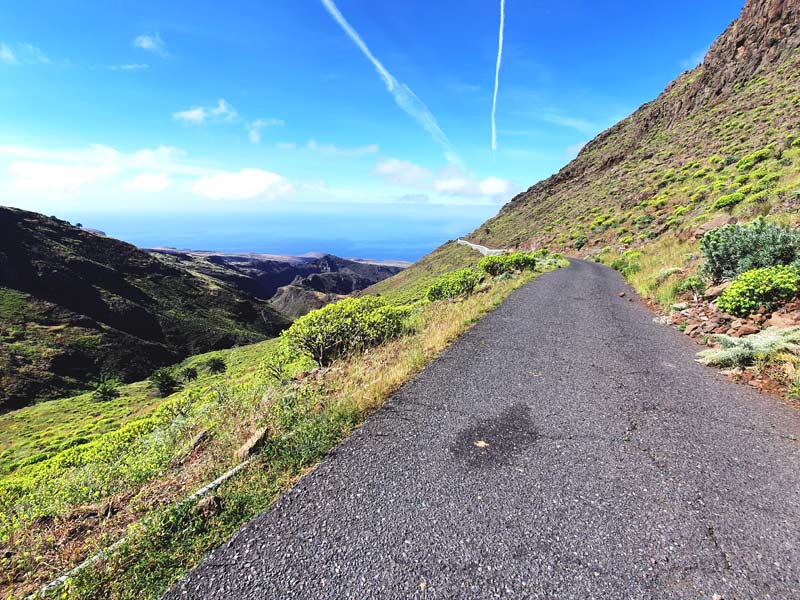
165,260,800,600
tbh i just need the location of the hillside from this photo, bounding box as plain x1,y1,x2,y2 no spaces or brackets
467,0,799,254
151,249,406,300
373,0,798,302
0,207,291,411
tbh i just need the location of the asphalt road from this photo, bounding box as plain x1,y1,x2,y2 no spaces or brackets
165,260,800,600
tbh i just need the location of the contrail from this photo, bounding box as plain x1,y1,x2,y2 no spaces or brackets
491,0,505,151
320,0,460,165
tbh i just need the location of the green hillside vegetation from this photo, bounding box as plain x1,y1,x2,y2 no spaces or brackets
364,241,482,303
1,257,566,599
0,341,275,478
0,207,290,411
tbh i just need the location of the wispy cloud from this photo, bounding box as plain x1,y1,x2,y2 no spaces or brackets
247,118,285,143
20,44,49,64
374,159,433,186
107,63,149,71
0,44,15,65
374,158,516,202
0,143,295,203
680,47,708,70
191,169,294,201
319,0,460,165
123,172,171,192
491,0,506,151
173,99,237,124
1,43,50,65
134,33,167,57
308,139,379,157
565,141,588,159
540,112,599,135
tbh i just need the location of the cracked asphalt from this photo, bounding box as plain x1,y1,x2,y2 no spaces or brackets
165,260,800,599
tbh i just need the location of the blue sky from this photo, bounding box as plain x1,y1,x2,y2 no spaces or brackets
0,1,744,259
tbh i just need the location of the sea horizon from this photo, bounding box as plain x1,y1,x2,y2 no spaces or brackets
45,204,500,262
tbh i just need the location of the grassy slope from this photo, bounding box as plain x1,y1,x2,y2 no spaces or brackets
1,263,565,599
364,241,482,303
0,341,276,478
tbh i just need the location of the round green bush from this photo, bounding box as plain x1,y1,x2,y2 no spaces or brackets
700,217,800,282
282,296,409,366
426,268,481,301
717,265,800,317
478,251,541,276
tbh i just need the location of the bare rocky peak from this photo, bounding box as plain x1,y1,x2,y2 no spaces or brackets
682,0,800,113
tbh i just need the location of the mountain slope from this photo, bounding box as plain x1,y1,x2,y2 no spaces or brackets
466,0,799,253
0,207,290,411
372,0,799,308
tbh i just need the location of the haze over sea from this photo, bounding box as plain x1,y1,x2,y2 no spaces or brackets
59,203,497,262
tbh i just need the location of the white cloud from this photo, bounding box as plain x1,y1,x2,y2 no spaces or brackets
541,112,598,135
173,99,237,124
276,142,297,150
191,169,294,201
20,44,49,64
565,141,588,159
680,48,708,70
108,63,148,71
123,172,171,192
491,0,506,150
374,159,432,186
247,118,285,143
173,106,207,124
374,158,515,202
320,0,460,165
9,161,119,193
1,43,50,65
211,98,237,121
130,145,185,168
134,34,166,56
1,44,17,64
432,167,515,200
308,139,379,157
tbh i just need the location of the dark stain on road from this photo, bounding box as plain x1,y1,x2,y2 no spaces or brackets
451,403,538,470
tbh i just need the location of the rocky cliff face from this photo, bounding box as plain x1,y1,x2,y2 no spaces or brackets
679,0,800,116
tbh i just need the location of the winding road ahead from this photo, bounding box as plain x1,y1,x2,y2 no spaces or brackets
166,260,800,599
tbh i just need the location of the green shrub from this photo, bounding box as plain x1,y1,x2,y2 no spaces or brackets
204,357,227,374
92,376,120,403
677,275,706,298
736,147,774,171
713,191,745,209
717,266,800,317
478,252,540,276
573,235,588,250
698,327,800,367
610,257,641,278
178,366,198,382
477,255,507,276
282,296,408,366
149,368,180,397
792,136,800,148
700,218,800,281
426,268,481,301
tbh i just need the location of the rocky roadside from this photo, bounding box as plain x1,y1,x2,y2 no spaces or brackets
663,282,800,396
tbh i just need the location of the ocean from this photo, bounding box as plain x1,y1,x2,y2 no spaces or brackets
66,203,500,262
